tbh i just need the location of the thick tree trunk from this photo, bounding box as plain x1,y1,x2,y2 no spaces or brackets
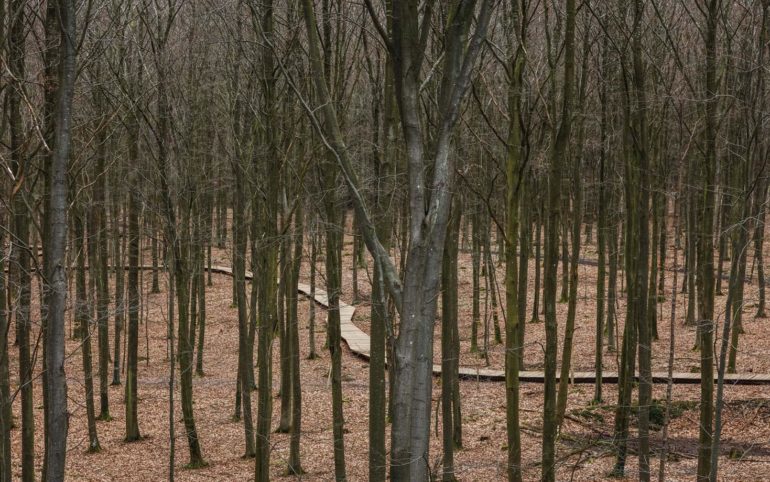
301,2,493,478
43,2,76,476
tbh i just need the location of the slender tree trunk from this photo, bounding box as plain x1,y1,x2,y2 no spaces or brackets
168,253,176,481
368,41,397,477
556,163,583,426
648,190,661,341
277,218,292,433
0,209,9,482
727,139,749,373
560,221,570,303
696,3,721,478
659,202,679,482
607,214,619,353
505,4,526,475
531,209,542,322
754,198,767,318
324,193,347,481
92,111,111,420
151,223,161,293
471,210,481,353
542,1,576,478
0,20,7,479
125,136,141,444
195,213,207,376
174,210,205,467
516,181,529,370
287,205,305,475
113,199,126,385
715,196,729,295
255,4,279,479
308,226,318,360
685,180,698,328
232,158,254,457
631,7,652,476
75,210,101,452
441,196,462,481
594,38,609,401
8,0,34,477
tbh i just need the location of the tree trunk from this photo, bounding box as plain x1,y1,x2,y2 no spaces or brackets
556,163,583,426
113,198,126,386
542,1,576,478
277,218,292,433
0,207,9,482
594,34,609,402
517,181,529,371
531,206,542,323
91,101,111,420
255,4,279,479
301,1,494,478
324,197,347,481
287,205,305,475
43,1,76,475
75,210,101,452
505,4,526,475
231,156,254,457
8,0,35,477
174,210,205,467
195,219,207,376
125,129,141,444
308,226,318,360
471,210,481,353
441,196,462,481
696,3,720,478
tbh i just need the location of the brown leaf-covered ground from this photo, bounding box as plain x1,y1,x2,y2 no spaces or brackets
5,219,770,480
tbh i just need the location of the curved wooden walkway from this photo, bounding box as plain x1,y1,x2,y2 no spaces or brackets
201,265,770,386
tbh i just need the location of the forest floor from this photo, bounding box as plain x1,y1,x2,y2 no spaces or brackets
6,218,770,480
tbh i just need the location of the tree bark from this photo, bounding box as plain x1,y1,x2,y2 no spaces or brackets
43,1,77,477
75,209,101,452
696,2,721,478
441,196,462,481
542,0,576,478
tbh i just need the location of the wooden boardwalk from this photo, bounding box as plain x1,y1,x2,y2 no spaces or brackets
202,265,770,386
